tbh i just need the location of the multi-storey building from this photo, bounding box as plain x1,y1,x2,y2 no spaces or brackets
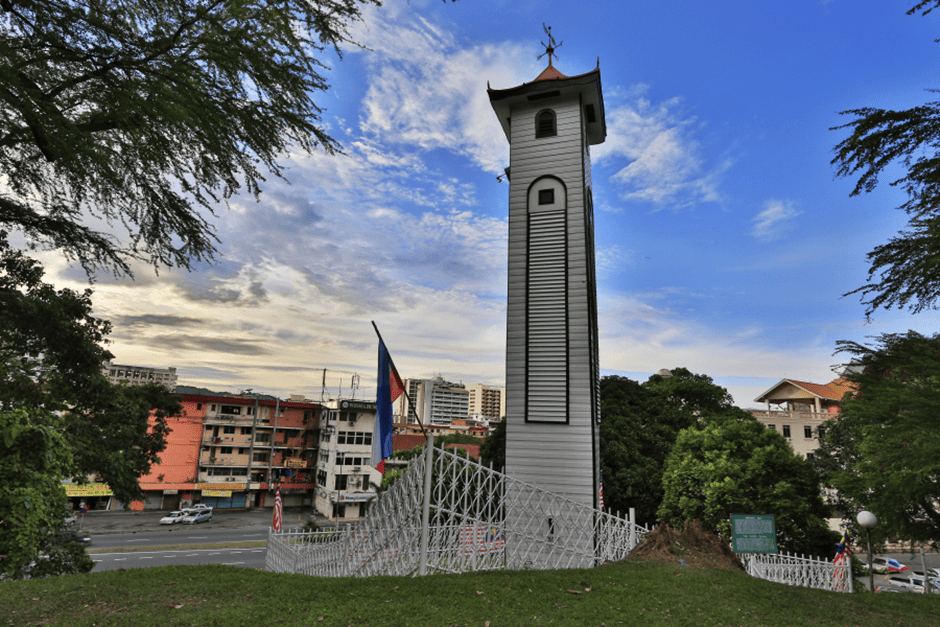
396,377,470,427
134,391,321,510
749,378,854,458
103,360,178,389
314,399,380,522
466,383,505,423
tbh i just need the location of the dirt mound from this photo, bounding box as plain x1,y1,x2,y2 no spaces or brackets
624,519,746,572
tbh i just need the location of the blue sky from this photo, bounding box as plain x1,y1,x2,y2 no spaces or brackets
42,0,940,406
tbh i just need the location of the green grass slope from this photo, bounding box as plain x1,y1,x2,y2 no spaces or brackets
1,561,938,627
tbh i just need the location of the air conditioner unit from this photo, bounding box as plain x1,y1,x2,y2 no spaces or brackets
352,466,361,472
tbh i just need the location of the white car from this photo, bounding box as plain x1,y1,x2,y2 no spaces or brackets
181,510,213,525
159,511,187,525
182,504,213,515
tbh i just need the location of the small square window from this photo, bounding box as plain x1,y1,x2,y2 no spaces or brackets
804,425,813,439
538,189,555,205
782,425,791,439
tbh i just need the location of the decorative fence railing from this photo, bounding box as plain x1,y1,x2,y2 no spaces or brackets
741,551,852,593
266,436,648,577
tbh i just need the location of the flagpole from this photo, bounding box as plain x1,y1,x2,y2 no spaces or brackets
371,321,428,438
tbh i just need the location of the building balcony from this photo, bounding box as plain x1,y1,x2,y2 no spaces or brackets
748,410,838,422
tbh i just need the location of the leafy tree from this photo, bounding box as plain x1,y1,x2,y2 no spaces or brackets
479,420,506,471
599,369,736,525
831,1,940,317
658,410,838,557
0,408,93,579
0,238,181,578
0,0,380,274
814,331,940,545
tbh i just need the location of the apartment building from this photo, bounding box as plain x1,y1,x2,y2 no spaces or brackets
396,377,470,427
103,360,178,389
466,383,505,423
314,399,380,523
134,391,322,510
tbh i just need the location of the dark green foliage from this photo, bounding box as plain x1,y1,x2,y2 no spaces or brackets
599,369,736,525
814,331,940,545
0,0,379,274
479,419,505,471
658,410,839,557
0,238,181,578
831,1,940,317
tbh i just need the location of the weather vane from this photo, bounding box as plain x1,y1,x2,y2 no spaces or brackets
538,24,562,67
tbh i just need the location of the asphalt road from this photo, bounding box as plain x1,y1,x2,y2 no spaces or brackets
78,507,313,573
90,547,267,571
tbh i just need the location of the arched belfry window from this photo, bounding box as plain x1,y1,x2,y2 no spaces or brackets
535,109,556,138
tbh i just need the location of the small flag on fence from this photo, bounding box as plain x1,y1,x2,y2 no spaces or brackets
374,336,404,475
598,470,605,510
272,486,283,532
832,530,851,590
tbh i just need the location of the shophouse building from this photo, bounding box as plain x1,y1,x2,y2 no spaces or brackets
314,399,381,523
134,390,322,510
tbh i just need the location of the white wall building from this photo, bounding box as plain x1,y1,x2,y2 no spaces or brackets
314,399,380,522
103,360,178,389
466,383,506,423
396,377,470,427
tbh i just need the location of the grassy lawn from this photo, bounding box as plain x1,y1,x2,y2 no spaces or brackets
2,560,938,627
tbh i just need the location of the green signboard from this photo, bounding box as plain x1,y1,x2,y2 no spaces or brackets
730,514,778,553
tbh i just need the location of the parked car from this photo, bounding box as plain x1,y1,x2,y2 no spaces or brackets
182,504,213,515
863,557,910,573
181,509,212,525
908,574,940,593
159,510,187,525
912,567,940,579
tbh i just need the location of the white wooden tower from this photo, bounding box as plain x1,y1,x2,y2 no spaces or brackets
489,46,606,521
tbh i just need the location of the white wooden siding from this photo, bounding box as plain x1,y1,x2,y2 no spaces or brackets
503,92,601,507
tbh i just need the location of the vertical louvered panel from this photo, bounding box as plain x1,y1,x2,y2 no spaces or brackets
526,210,567,423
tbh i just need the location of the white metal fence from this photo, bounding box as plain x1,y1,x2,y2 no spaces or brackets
741,551,853,593
266,437,648,577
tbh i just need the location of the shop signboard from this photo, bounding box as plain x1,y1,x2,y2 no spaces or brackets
62,482,113,497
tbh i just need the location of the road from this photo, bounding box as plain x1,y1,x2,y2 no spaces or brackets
90,526,269,549
90,546,267,571
78,507,315,573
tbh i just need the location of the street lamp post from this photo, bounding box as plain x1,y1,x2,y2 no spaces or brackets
857,510,878,593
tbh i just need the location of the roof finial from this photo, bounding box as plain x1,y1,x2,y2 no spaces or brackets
538,23,562,67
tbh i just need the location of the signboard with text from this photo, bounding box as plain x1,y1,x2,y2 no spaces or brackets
285,458,307,468
731,514,778,553
62,482,113,497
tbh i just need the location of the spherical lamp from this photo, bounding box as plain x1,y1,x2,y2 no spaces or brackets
857,510,878,592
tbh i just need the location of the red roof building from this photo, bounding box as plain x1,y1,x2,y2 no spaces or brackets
750,378,856,458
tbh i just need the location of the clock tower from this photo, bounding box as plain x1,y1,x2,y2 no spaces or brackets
489,55,606,512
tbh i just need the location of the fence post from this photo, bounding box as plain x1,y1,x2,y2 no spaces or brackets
629,508,636,551
419,434,435,576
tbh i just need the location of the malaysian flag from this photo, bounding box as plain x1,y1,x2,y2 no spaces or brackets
272,486,283,532
598,470,605,510
832,531,851,590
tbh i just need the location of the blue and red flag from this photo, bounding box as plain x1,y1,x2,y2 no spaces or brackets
374,338,404,474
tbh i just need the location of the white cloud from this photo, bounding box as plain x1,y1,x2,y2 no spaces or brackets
752,199,801,240
353,10,540,174
593,90,727,206
597,290,839,406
